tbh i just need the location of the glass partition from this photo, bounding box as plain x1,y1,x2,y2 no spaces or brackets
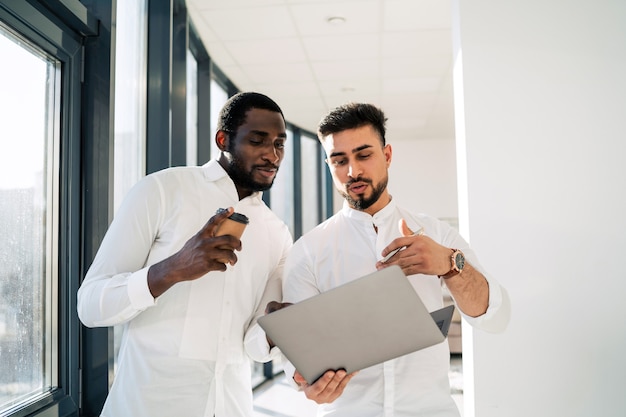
186,48,198,166
300,134,321,234
113,0,147,211
112,0,148,380
270,128,295,236
209,78,229,160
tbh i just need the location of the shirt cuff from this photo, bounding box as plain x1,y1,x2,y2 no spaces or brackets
244,322,283,363
127,266,156,310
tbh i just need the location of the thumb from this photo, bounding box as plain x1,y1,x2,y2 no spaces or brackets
293,371,307,385
398,218,414,237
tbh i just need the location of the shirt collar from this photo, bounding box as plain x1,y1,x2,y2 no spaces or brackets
201,159,264,205
202,159,229,181
341,197,397,229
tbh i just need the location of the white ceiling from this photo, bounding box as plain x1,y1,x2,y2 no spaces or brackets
186,0,456,141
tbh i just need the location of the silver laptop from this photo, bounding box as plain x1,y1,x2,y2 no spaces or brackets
258,265,455,384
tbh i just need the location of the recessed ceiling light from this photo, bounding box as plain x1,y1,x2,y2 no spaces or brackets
327,16,346,25
341,86,355,93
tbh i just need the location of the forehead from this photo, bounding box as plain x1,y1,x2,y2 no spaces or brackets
239,108,286,136
322,125,381,155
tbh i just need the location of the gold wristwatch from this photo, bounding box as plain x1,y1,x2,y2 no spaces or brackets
439,249,465,279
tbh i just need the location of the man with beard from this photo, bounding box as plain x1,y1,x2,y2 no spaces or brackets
277,102,505,416
77,92,293,417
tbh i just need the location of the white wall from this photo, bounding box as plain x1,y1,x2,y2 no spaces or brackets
331,139,459,219
388,139,458,220
454,1,626,416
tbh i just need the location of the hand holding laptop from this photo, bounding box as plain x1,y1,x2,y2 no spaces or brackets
292,369,358,404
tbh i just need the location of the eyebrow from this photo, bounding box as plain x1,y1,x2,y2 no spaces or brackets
329,144,373,159
249,129,287,139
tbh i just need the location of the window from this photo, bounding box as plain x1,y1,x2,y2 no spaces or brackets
0,23,59,414
270,128,295,236
114,0,147,211
186,48,198,166
210,79,229,160
300,134,321,234
112,0,148,381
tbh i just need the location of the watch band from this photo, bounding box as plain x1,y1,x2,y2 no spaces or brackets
438,248,465,279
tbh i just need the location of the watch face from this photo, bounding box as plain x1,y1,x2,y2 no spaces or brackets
455,252,465,270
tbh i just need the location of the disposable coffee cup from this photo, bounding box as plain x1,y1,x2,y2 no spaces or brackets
214,210,249,248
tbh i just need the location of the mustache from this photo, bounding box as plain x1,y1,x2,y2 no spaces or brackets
346,177,372,187
254,163,279,170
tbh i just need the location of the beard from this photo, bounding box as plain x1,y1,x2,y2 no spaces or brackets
340,175,388,211
225,153,277,192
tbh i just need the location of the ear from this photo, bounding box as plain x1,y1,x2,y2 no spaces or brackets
215,130,229,151
384,143,392,167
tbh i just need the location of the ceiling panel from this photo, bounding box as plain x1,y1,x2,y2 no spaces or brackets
224,38,308,65
288,0,381,36
197,6,298,40
302,34,381,61
244,62,316,84
311,59,380,81
383,0,452,30
187,0,457,141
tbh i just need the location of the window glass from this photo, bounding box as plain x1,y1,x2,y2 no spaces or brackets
321,150,334,219
0,24,58,413
186,48,198,166
209,79,228,160
270,128,295,236
112,0,147,378
114,0,147,211
300,134,320,234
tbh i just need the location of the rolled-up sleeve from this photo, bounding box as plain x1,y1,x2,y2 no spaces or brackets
461,272,510,333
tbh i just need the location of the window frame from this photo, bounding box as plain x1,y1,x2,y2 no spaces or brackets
0,1,100,416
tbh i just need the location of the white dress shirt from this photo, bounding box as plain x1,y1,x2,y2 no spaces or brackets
282,198,504,417
77,160,292,417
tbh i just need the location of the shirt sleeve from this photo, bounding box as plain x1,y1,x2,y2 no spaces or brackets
244,222,293,363
77,176,162,327
436,218,509,333
459,270,510,333
282,238,321,304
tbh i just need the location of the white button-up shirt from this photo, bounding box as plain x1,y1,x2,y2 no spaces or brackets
77,160,292,417
282,199,504,417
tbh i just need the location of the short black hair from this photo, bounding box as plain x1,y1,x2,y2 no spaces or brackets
217,91,285,137
317,102,387,146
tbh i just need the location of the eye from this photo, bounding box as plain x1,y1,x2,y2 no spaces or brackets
357,153,372,160
249,137,263,145
275,140,285,149
330,158,347,167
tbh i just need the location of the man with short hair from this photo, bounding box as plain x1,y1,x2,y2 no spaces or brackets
280,102,506,416
78,92,292,417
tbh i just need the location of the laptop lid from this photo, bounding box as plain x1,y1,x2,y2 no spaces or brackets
258,265,455,384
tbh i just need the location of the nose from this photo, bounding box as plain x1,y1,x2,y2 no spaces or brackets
347,159,362,179
262,144,280,164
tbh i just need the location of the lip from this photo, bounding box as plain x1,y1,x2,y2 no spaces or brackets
348,182,368,194
255,166,277,179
